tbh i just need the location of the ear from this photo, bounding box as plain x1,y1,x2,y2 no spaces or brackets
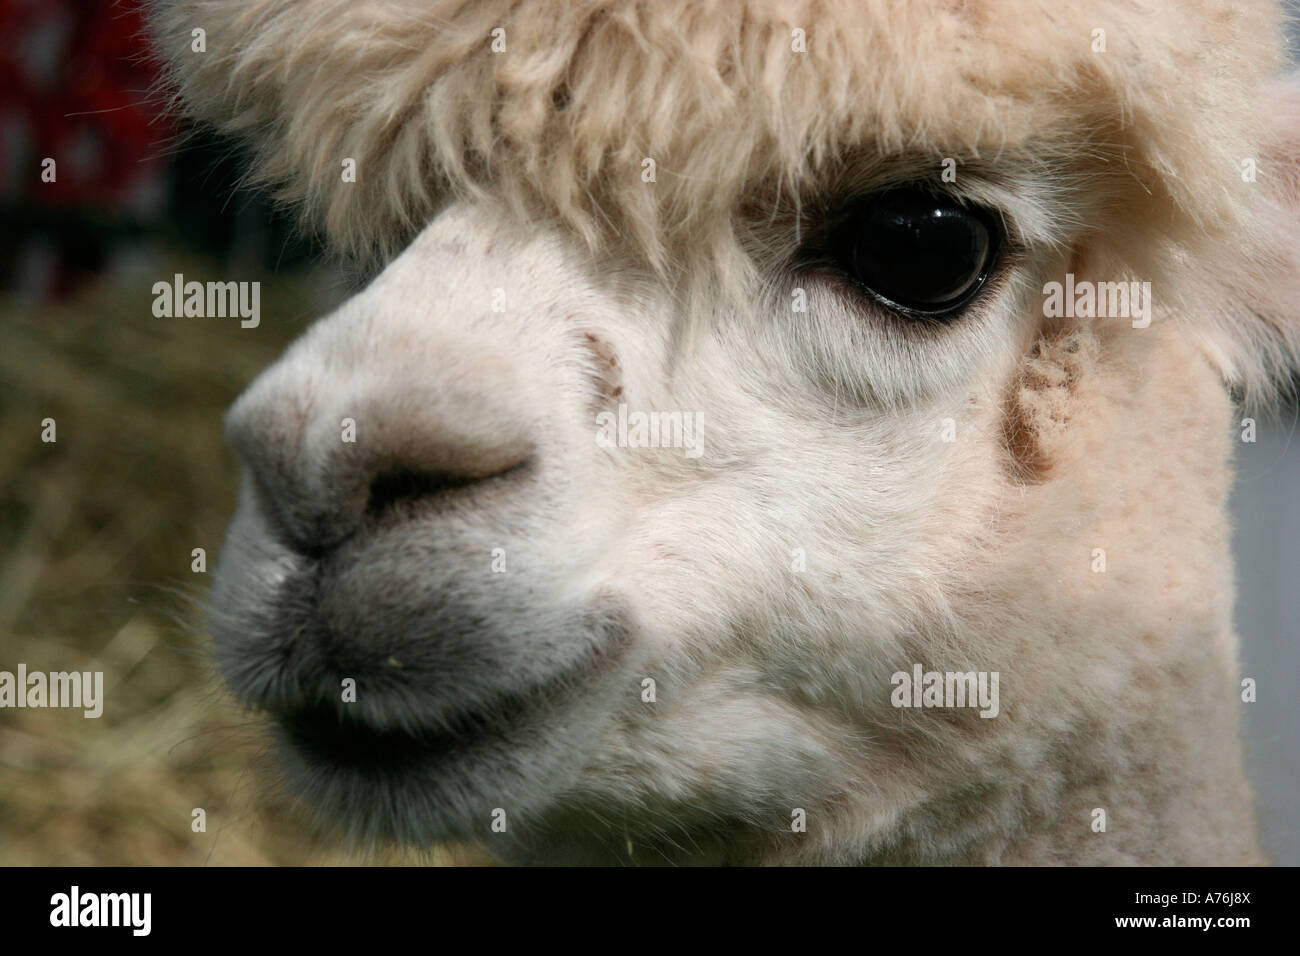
1191,71,1300,410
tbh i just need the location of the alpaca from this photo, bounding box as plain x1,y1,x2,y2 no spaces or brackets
152,0,1300,865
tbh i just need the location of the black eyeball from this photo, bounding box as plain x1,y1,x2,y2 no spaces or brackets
827,187,1002,316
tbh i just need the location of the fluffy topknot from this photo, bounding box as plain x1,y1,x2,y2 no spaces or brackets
151,1,1284,264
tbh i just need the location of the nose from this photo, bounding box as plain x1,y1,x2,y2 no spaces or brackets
224,345,535,556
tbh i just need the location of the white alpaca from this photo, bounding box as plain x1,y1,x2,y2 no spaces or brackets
153,0,1300,864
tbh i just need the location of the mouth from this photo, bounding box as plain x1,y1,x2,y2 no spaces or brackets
212,508,639,845
254,633,635,846
273,695,523,775
263,691,542,847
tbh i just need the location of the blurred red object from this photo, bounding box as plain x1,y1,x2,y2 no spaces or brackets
0,0,172,214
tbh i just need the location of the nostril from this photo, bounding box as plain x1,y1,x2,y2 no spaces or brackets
225,364,539,553
365,459,531,521
366,468,482,518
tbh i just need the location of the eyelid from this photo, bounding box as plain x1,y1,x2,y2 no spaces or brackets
796,242,1019,355
795,186,997,257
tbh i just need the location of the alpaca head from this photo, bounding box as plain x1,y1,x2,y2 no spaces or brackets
155,0,1300,863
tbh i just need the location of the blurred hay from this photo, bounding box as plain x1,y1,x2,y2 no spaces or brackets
0,253,481,865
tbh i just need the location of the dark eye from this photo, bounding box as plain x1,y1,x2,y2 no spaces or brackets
824,187,1002,316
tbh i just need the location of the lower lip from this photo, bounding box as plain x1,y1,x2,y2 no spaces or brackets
276,699,509,772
